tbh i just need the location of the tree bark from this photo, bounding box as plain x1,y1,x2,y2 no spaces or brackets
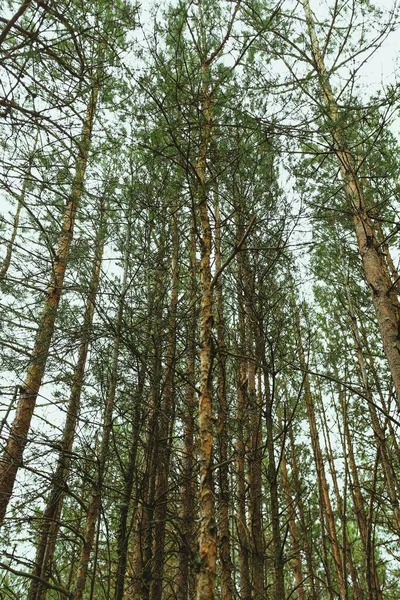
125,217,166,600
319,388,363,600
195,74,216,600
235,222,251,600
288,427,319,600
114,365,145,600
263,370,285,600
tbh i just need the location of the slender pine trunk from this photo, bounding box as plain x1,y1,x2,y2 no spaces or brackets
28,199,106,600
175,225,197,600
0,79,99,525
214,193,235,600
149,204,179,600
71,216,130,600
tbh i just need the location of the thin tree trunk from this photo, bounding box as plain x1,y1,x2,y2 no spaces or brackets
149,204,179,600
175,225,197,600
0,79,99,525
129,364,161,600
114,365,146,600
280,447,306,600
195,67,216,600
319,389,363,600
338,391,383,600
294,309,346,600
263,370,285,600
235,222,251,600
248,362,265,600
288,428,319,600
28,199,107,600
125,220,166,600
71,216,130,600
214,194,235,600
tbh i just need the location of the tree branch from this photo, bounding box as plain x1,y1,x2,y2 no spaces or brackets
211,214,256,288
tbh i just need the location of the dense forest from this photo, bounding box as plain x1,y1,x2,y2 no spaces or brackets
0,1,400,599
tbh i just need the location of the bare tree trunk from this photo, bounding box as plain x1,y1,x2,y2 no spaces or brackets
288,428,319,600
280,447,306,600
195,64,216,600
125,221,166,600
175,225,197,600
319,388,362,600
214,194,235,600
114,366,146,600
0,79,99,525
28,199,107,600
235,225,251,600
71,215,131,600
150,204,179,600
263,370,285,600
338,391,383,600
248,363,265,600
294,309,346,600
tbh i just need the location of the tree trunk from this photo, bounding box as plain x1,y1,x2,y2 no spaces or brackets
346,289,400,533
214,193,235,600
235,223,251,600
195,66,216,600
0,79,99,526
149,204,179,600
71,215,130,600
288,428,319,600
175,225,197,600
125,219,166,600
319,387,363,600
263,370,285,600
28,198,107,600
294,308,347,600
280,447,306,600
339,391,383,600
114,365,146,600
302,0,400,401
248,360,265,599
